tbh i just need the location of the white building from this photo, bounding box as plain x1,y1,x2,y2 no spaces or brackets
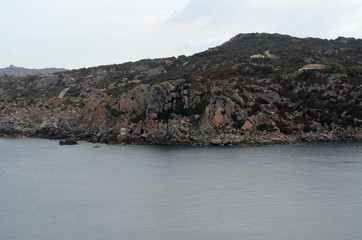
120,128,127,136
250,54,265,59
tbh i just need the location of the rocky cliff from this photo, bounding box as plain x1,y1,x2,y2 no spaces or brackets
0,33,361,145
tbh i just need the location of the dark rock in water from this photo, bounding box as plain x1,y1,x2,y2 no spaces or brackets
59,139,78,145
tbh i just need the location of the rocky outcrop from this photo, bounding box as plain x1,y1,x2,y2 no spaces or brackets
241,113,278,132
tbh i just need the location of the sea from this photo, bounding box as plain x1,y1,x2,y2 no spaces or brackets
0,138,361,240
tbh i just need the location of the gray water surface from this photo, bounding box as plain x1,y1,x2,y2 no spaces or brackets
0,138,362,240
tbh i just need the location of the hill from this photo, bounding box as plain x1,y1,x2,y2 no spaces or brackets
0,65,67,77
0,33,361,145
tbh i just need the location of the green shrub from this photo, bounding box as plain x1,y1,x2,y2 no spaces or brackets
105,88,122,98
190,82,205,92
110,109,124,117
76,102,85,109
232,120,245,129
278,89,293,98
347,66,362,77
66,87,82,97
248,104,261,115
173,100,207,116
157,109,172,121
303,124,316,133
319,112,334,125
105,105,125,117
346,106,362,119
131,113,146,122
298,70,316,81
256,124,275,132
275,121,292,135
320,62,343,74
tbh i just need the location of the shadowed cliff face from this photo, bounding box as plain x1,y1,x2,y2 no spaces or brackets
0,33,361,145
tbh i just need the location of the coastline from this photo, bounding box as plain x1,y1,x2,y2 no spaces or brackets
1,130,361,147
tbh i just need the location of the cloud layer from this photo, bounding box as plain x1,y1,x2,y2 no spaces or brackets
1,0,361,69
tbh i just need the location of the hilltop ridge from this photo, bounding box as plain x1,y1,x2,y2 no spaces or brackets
0,65,67,77
0,33,361,145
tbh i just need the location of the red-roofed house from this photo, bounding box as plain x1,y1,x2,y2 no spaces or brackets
164,59,174,64
83,75,94,79
38,74,51,79
133,74,144,80
299,64,327,72
129,79,142,84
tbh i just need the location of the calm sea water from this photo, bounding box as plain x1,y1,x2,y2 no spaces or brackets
0,138,361,240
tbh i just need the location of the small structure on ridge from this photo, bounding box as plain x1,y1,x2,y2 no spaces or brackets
299,64,327,73
250,54,265,59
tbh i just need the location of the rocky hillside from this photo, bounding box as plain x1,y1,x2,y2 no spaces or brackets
0,65,67,77
0,33,361,145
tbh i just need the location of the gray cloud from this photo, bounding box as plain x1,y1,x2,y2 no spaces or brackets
168,0,242,24
166,0,362,38
1,0,361,69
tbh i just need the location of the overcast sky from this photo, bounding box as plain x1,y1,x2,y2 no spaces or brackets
1,0,362,69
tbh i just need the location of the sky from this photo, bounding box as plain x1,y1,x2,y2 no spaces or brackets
1,0,362,69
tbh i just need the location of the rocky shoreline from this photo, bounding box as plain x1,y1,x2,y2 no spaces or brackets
1,123,361,147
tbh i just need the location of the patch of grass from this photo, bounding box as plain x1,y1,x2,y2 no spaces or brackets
190,82,205,92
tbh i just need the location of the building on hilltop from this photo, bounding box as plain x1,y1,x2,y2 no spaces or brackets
133,74,144,80
250,54,265,59
83,75,94,79
38,74,53,79
129,74,144,83
299,64,327,73
164,59,174,64
129,79,142,84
